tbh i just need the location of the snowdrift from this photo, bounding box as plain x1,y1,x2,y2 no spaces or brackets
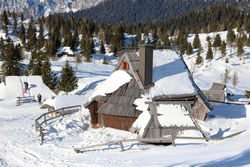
0,76,55,106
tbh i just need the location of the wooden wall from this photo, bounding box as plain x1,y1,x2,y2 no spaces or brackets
88,101,103,125
98,114,137,131
191,97,210,121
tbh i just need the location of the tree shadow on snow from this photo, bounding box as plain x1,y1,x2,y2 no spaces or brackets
76,79,105,95
211,128,231,138
209,104,246,119
29,84,36,89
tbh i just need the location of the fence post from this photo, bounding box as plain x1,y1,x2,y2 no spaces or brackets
119,142,124,152
44,115,47,125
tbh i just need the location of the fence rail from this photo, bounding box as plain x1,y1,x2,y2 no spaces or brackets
74,130,245,153
35,105,82,145
16,96,36,106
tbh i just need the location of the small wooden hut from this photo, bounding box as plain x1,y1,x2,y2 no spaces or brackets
202,82,226,105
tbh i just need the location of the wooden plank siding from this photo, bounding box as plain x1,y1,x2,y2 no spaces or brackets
99,114,137,131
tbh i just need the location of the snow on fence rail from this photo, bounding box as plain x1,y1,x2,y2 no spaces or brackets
35,105,82,145
74,130,246,153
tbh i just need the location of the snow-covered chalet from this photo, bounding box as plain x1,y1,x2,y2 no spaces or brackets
85,45,212,140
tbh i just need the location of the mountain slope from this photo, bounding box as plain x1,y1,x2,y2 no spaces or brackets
0,0,104,17
72,0,250,24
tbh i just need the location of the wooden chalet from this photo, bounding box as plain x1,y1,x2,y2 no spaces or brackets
85,45,212,138
56,47,74,57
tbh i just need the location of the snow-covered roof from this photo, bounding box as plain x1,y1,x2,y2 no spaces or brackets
56,47,74,55
89,70,132,101
149,50,196,98
43,95,85,110
157,104,194,127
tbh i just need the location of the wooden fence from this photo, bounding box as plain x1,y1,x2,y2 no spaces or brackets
35,105,82,145
74,130,246,153
16,96,36,106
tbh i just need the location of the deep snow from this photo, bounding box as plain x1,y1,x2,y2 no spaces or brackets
0,30,250,166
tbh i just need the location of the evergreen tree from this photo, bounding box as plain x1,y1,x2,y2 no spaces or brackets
196,54,203,64
221,41,226,56
193,33,201,49
227,27,236,45
75,53,82,68
213,34,222,49
38,23,44,48
247,36,250,47
237,38,244,56
186,43,193,55
245,90,250,99
1,10,8,26
206,41,213,60
161,33,171,49
1,41,21,76
32,53,42,75
19,23,26,46
13,13,17,34
100,40,106,54
102,56,108,64
41,57,57,89
26,21,37,50
232,71,238,89
57,61,78,94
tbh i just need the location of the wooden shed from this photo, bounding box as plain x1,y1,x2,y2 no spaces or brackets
202,82,226,105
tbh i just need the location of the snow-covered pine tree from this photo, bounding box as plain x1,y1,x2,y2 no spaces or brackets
41,57,57,89
57,61,78,94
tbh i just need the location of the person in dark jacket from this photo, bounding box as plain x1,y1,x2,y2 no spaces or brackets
24,82,28,90
37,93,42,104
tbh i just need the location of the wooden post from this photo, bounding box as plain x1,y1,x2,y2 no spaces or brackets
44,115,47,125
171,135,176,147
119,142,124,152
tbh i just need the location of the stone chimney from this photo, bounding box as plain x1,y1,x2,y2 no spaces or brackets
138,44,153,88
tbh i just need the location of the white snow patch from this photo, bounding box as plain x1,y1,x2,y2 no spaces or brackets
89,70,132,100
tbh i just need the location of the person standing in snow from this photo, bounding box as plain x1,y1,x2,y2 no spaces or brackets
24,82,28,90
37,94,42,104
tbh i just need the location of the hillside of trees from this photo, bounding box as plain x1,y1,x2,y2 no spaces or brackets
70,0,249,24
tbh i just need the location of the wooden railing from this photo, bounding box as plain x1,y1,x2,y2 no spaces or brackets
16,96,36,106
74,130,246,153
35,105,82,145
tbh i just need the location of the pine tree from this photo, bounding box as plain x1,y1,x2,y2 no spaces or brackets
227,27,236,45
32,54,42,75
100,40,106,54
1,41,21,76
247,36,250,47
232,71,238,89
102,56,108,64
245,90,250,99
193,33,201,49
41,57,57,89
221,41,226,56
75,53,82,68
13,13,17,34
213,34,222,49
26,21,37,50
57,61,78,94
38,23,44,48
161,33,171,49
206,41,213,60
186,43,193,55
237,38,244,56
196,54,203,64
19,23,26,46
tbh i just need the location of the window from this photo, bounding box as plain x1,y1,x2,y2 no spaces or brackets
121,62,129,70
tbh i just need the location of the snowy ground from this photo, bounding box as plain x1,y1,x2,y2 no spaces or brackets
0,30,250,166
